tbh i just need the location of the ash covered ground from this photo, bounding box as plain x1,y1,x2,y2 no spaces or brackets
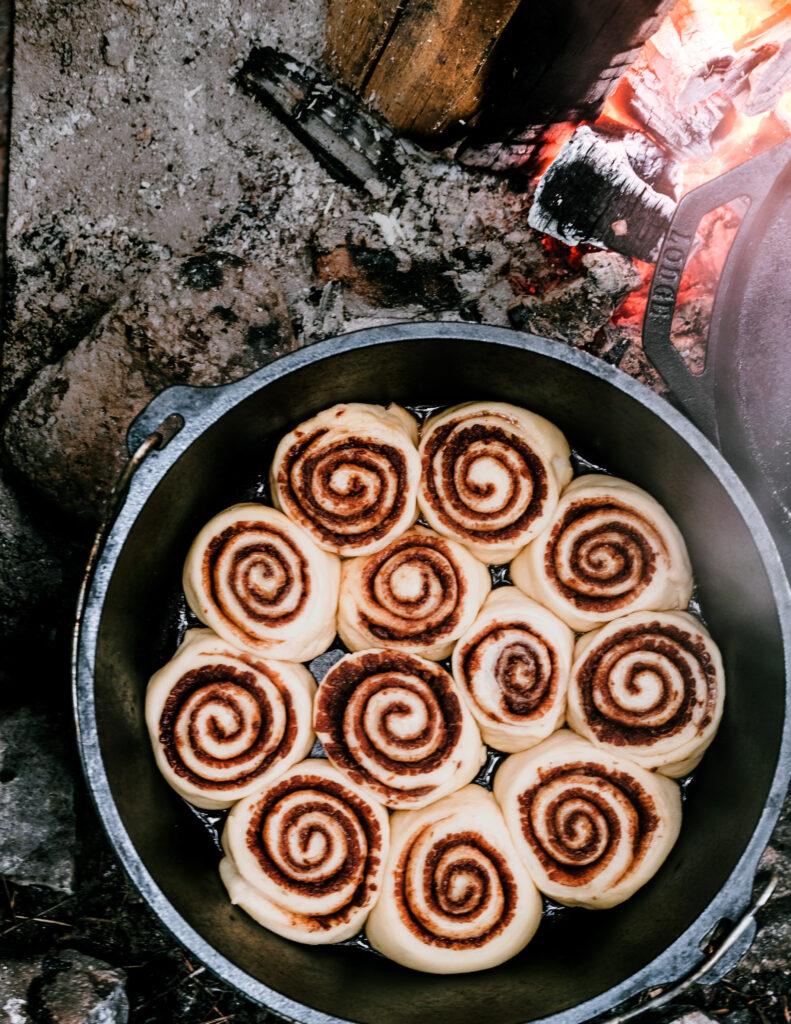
0,0,789,1021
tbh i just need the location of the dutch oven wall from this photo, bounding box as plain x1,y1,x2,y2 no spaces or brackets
92,336,784,1024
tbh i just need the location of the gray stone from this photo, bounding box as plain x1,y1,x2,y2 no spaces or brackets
0,708,76,893
0,472,65,653
3,255,296,518
0,951,128,1024
757,786,791,899
731,893,791,974
667,1013,718,1024
101,28,135,68
0,957,39,1024
508,251,643,345
3,0,331,400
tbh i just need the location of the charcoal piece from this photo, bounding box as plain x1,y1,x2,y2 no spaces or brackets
528,125,676,262
595,118,680,199
659,0,735,107
237,47,406,190
723,43,782,111
619,60,734,161
744,39,791,117
508,252,642,346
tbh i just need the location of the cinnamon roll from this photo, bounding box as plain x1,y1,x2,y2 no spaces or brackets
452,587,574,752
314,649,486,810
182,503,340,662
145,629,316,809
270,403,421,557
494,731,682,908
220,759,389,943
511,475,693,632
366,785,542,973
417,402,573,565
338,527,491,661
567,610,725,777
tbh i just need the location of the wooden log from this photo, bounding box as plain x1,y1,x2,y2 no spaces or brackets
324,0,523,142
668,0,735,105
456,0,677,169
617,49,734,160
527,125,677,262
237,47,408,190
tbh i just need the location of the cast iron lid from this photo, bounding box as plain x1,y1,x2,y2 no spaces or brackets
644,136,791,551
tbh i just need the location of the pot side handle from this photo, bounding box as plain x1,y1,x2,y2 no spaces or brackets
126,380,239,456
594,873,777,1024
643,137,791,446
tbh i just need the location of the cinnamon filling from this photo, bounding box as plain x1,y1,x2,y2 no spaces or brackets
576,622,717,744
422,419,549,541
159,664,296,789
278,429,409,546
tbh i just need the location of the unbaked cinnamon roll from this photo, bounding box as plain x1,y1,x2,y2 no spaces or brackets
567,610,725,777
220,759,389,943
270,403,421,557
314,649,486,809
338,527,491,661
145,629,316,809
511,475,693,632
366,785,542,973
182,503,340,662
417,402,573,565
494,731,682,908
452,587,574,752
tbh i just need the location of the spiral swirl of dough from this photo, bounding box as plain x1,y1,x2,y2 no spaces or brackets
494,731,682,909
511,475,693,632
338,527,491,661
182,503,340,662
220,760,390,943
452,588,574,752
270,403,421,557
366,786,542,973
417,402,573,565
567,610,725,777
314,649,486,810
145,629,317,809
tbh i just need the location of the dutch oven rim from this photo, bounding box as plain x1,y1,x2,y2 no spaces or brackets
73,321,791,1024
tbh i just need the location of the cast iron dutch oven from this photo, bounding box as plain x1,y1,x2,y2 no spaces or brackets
73,317,791,1024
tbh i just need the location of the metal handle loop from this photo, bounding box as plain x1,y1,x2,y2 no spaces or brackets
72,414,184,671
596,874,777,1024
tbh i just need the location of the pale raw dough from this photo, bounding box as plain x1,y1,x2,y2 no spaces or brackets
511,474,693,632
338,526,491,661
182,503,340,662
314,649,486,810
270,402,421,557
145,628,316,809
494,730,682,908
417,401,573,564
567,609,725,777
366,785,542,973
220,759,390,944
452,587,574,752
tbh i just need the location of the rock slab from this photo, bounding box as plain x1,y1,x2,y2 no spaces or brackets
3,254,296,518
0,950,128,1024
0,708,76,893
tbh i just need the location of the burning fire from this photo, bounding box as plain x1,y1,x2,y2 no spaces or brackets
601,0,791,193
579,0,791,338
